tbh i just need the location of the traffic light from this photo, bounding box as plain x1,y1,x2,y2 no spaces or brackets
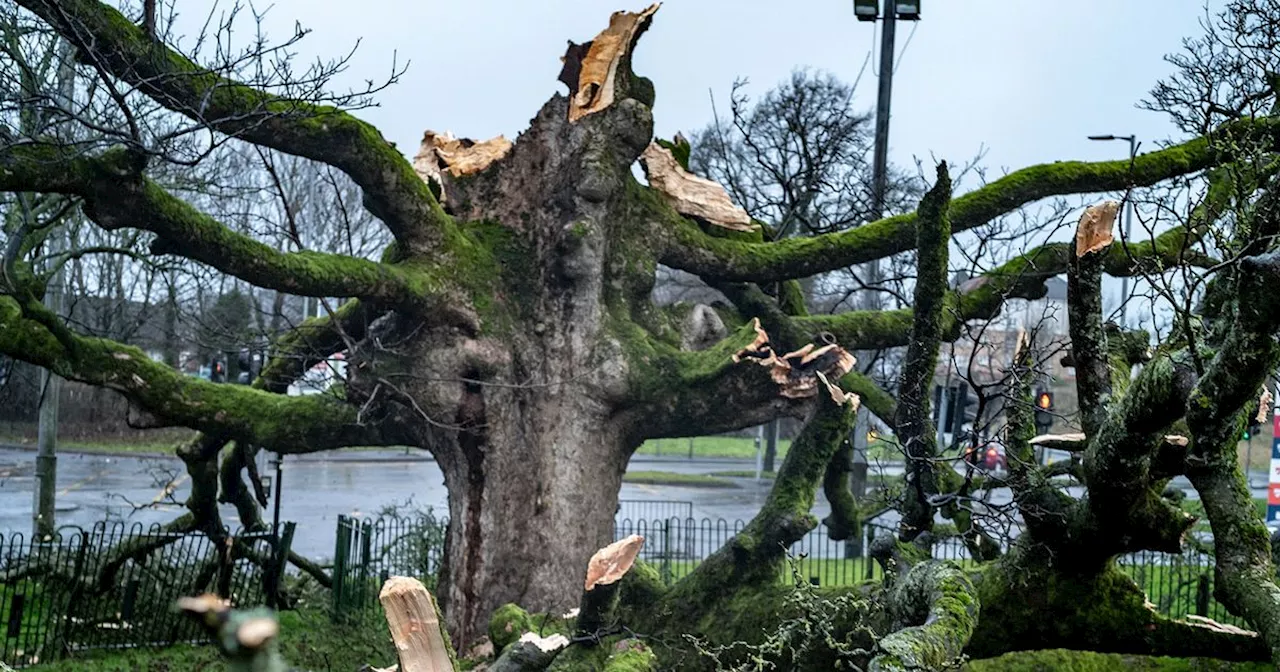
1033,388,1054,434
1245,419,1262,441
1036,391,1053,410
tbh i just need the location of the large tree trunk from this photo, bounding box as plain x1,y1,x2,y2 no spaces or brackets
434,393,629,645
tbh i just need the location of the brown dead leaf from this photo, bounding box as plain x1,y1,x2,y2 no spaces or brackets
1075,201,1120,257
1258,388,1273,424
640,143,755,231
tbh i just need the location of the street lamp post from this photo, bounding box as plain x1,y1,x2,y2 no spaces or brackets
1088,133,1137,327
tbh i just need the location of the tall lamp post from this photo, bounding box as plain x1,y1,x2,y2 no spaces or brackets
1087,133,1137,327
850,0,921,555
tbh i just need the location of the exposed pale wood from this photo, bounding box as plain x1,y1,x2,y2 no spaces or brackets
412,131,513,202
1030,432,1088,451
1075,200,1119,257
731,319,857,399
379,576,457,672
561,4,660,122
236,617,279,648
585,535,646,591
640,143,756,231
489,633,570,672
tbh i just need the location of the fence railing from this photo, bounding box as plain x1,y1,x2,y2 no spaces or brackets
332,514,446,621
0,521,294,668
330,513,1244,628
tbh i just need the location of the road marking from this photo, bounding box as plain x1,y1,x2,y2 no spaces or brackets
58,470,105,496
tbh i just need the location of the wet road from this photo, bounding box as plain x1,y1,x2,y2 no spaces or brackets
0,448,896,559
0,447,1255,560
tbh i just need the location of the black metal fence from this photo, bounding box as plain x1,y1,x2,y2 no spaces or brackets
332,514,446,621
617,499,693,522
330,512,1243,628
0,522,293,668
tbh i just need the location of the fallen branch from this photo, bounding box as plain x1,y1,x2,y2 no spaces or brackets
379,577,458,672
871,561,979,672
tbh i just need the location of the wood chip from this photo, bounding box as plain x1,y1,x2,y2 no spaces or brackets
1075,200,1120,257
640,143,756,232
518,632,570,653
562,4,660,122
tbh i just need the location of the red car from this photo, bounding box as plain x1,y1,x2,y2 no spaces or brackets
964,441,1006,472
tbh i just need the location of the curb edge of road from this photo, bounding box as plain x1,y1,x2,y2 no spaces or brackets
0,442,172,460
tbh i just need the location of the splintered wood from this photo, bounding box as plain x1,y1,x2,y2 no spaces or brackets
640,143,756,232
1075,201,1119,257
412,131,512,199
730,319,858,401
561,4,660,122
380,577,455,672
585,535,645,591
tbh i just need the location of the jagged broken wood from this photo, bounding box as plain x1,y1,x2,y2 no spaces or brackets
577,534,645,639
380,577,458,672
489,632,570,672
640,142,756,231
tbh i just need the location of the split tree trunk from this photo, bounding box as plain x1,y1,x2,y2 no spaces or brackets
433,393,630,645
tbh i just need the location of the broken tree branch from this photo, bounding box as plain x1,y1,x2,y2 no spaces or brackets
380,577,458,672
895,163,952,541
15,0,449,249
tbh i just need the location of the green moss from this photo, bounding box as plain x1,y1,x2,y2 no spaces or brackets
964,649,1271,672
488,603,533,651
654,137,690,172
603,639,657,671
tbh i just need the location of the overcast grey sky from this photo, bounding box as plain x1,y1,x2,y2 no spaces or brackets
206,1,1218,179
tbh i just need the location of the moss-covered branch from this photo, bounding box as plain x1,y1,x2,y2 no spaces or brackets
16,0,450,250
658,116,1279,283
1184,243,1280,662
871,561,978,672
651,392,855,619
0,146,468,320
0,296,405,452
895,164,952,541
1068,204,1117,437
796,222,1210,352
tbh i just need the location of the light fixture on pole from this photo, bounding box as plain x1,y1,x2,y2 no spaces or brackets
1088,133,1138,328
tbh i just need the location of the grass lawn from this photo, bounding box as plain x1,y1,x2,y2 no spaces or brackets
1179,497,1267,532
623,471,738,488
636,435,899,461
27,608,397,672
710,469,778,479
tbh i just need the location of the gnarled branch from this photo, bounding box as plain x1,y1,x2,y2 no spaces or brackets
16,0,450,250
658,116,1280,283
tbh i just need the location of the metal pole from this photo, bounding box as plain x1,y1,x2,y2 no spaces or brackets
870,0,897,223
851,0,900,519
272,453,283,531
1120,136,1136,328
